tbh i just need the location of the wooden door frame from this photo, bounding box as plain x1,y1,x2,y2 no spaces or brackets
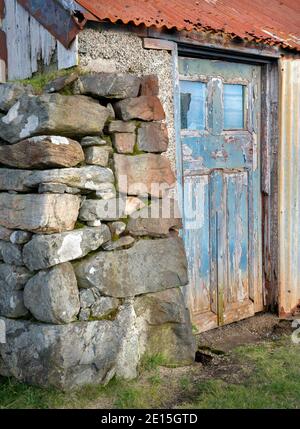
172,44,280,317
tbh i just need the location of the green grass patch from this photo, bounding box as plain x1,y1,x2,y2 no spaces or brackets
1,337,300,409
180,338,300,409
17,67,82,93
139,353,168,372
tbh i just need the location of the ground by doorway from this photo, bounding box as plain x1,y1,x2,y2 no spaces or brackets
0,314,298,409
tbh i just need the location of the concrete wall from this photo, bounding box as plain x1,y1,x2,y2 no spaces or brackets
78,24,177,171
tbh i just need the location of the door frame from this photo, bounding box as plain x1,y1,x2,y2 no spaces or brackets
172,44,279,319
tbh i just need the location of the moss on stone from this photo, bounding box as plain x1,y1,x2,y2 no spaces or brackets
132,143,144,156
88,307,119,322
74,221,86,229
100,135,112,145
16,66,84,94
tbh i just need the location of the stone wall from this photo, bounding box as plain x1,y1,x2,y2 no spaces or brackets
78,24,176,171
0,72,195,390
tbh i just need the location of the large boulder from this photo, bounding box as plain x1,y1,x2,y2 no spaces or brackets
127,198,182,237
0,136,84,169
0,302,139,389
134,288,190,326
114,153,176,197
0,94,110,144
114,96,165,121
23,225,111,271
23,263,80,324
0,166,114,192
0,264,32,318
0,83,33,113
134,288,196,365
0,193,80,233
0,294,195,388
74,237,188,297
138,319,196,366
76,73,141,99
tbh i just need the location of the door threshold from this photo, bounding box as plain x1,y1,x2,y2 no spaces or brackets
196,312,291,353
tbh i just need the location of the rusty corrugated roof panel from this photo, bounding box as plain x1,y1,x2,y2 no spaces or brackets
75,0,300,50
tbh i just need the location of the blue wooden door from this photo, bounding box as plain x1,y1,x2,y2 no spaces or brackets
179,58,263,333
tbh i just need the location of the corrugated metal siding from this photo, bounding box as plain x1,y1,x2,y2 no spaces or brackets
76,0,300,51
279,57,300,317
17,0,84,48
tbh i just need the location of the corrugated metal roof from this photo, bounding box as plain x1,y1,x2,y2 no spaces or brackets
75,0,300,51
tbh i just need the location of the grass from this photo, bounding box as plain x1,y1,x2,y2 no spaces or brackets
17,67,82,93
0,337,300,409
180,338,300,409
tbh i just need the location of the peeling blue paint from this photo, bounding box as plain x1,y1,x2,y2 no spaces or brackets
179,57,262,331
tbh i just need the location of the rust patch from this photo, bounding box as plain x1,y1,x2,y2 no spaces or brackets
211,149,228,160
0,0,4,20
0,29,7,64
76,0,300,51
279,301,300,318
16,0,86,48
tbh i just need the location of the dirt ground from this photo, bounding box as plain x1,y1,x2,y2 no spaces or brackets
85,312,295,409
197,312,293,352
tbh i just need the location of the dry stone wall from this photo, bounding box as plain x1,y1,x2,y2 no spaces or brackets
0,72,195,390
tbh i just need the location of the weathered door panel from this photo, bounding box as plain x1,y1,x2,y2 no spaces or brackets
183,175,218,332
180,58,262,333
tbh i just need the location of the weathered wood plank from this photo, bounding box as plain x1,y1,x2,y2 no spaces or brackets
183,174,218,333
29,13,56,74
3,0,31,80
57,37,78,70
3,0,77,80
143,37,176,51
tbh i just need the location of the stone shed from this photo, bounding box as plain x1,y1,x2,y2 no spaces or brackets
1,0,300,389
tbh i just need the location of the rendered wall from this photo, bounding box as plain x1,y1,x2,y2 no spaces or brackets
78,24,177,171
